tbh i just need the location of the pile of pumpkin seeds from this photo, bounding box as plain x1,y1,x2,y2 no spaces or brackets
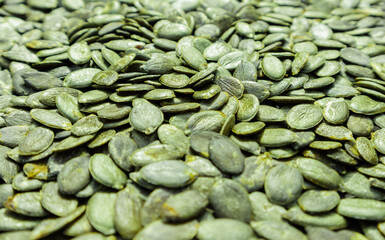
0,0,385,239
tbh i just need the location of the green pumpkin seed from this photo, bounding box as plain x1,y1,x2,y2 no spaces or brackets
131,160,197,189
261,54,286,81
193,84,221,100
68,42,91,65
315,61,341,77
292,52,310,75
57,153,90,195
249,191,286,222
89,153,127,190
162,190,208,222
129,98,164,135
286,104,323,130
284,206,347,230
31,206,85,240
342,172,385,200
114,188,142,239
208,135,244,175
295,157,342,190
265,164,303,205
86,191,116,235
203,42,232,61
215,76,244,99
92,70,118,86
209,178,251,222
186,110,225,133
63,68,101,88
251,220,307,240
298,190,340,213
19,127,54,156
309,141,342,150
349,95,385,115
337,198,385,221
130,144,184,168
258,128,296,147
135,220,198,240
315,123,354,141
41,182,78,217
56,92,84,123
5,192,49,217
198,219,254,240
236,94,259,122
356,137,378,164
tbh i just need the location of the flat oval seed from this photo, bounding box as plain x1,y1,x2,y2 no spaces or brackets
304,77,335,90
68,42,91,65
63,68,101,88
193,84,221,100
286,104,323,130
162,190,208,222
134,220,198,240
347,114,373,136
132,160,197,189
322,99,349,124
197,219,254,240
251,220,307,240
71,114,103,137
372,129,385,154
5,192,49,217
236,94,259,122
157,124,190,153
181,45,207,71
19,127,54,156
30,109,72,130
89,153,127,190
315,123,354,141
232,121,265,136
108,131,137,172
208,135,244,175
56,92,83,123
342,172,385,200
209,179,251,222
41,182,78,217
203,42,232,61
309,141,342,150
129,99,164,135
349,95,385,115
298,190,340,213
284,206,347,230
341,47,370,67
78,89,109,104
337,199,385,221
186,111,225,133
30,205,85,240
315,61,341,77
92,70,118,86
356,137,378,164
130,144,184,168
159,73,190,89
53,135,95,152
292,52,309,75
0,208,40,231
265,164,303,205
215,76,244,99
86,191,116,235
261,55,286,81
258,128,296,147
57,153,91,195
296,157,342,190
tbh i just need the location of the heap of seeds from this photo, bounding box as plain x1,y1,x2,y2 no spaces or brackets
0,0,385,239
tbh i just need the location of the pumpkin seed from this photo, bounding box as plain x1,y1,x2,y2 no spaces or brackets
286,104,323,130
